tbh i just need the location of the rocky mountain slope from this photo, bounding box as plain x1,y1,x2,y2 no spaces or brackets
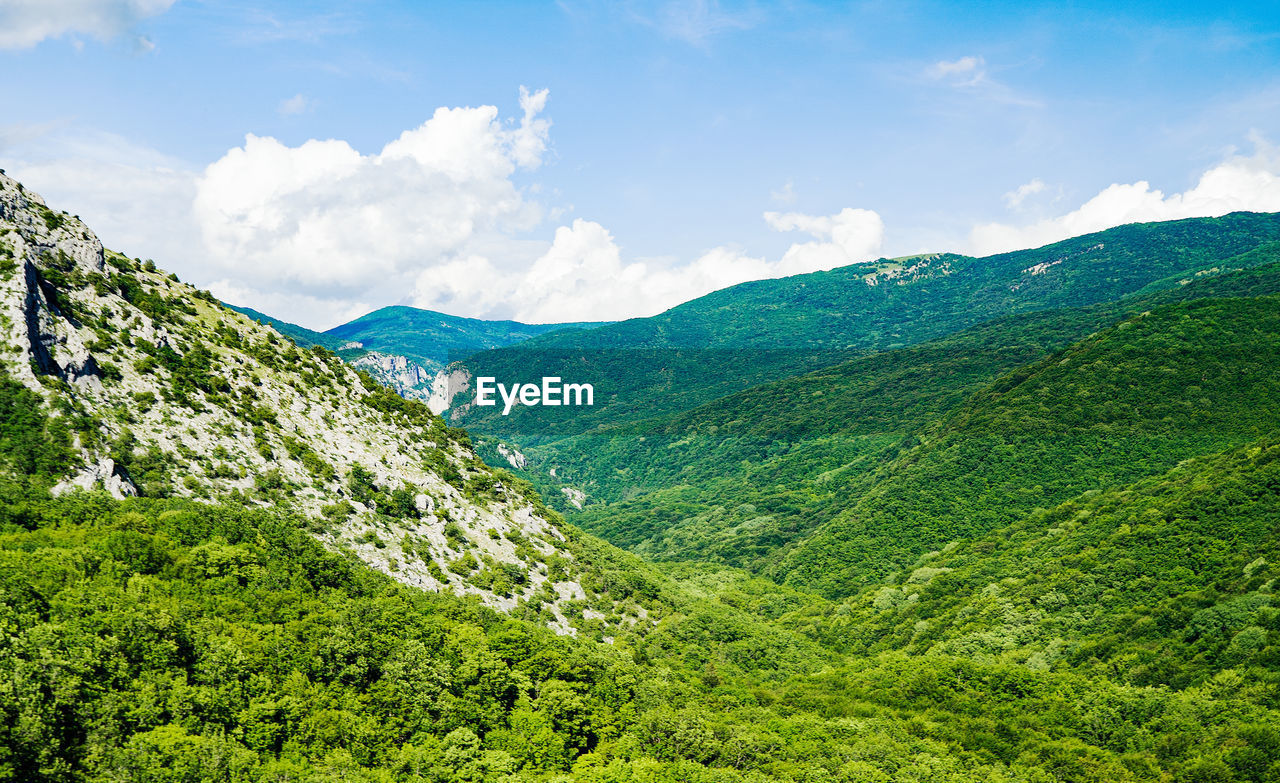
0,172,639,635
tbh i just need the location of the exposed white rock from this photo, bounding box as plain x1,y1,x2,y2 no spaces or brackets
352,351,435,400
497,443,527,469
427,366,471,414
561,486,586,509
54,457,137,499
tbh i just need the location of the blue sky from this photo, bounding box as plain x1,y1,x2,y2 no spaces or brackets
4,1,1280,328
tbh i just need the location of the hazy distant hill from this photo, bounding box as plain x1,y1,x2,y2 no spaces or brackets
325,304,606,369
226,303,608,403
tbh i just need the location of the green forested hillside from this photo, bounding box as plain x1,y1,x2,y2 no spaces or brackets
503,261,1280,578
5,443,1279,782
796,435,1280,686
778,295,1280,596
452,214,1280,441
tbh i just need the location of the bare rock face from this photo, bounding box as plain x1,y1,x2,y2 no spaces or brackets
497,443,527,469
428,367,472,414
54,458,138,499
0,173,104,273
352,351,436,402
0,172,106,389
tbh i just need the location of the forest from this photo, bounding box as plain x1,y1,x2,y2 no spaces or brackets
4,189,1280,781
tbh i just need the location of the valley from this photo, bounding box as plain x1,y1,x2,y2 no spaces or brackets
3,175,1280,782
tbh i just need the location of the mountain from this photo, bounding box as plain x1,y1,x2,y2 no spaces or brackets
0,171,641,635
225,303,607,407
324,304,607,369
4,172,1280,782
510,256,1280,574
443,214,1280,442
324,305,605,406
223,303,360,355
778,293,1280,596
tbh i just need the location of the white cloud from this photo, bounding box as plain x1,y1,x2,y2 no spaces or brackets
37,92,1280,331
1002,178,1046,210
927,55,986,87
770,180,797,205
192,88,551,300
410,219,759,323
421,206,885,323
4,129,200,268
0,0,176,49
765,207,886,275
8,101,889,326
924,54,1041,108
971,136,1280,255
277,94,312,117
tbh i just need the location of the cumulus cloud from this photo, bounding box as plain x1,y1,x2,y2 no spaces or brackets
0,0,176,49
765,207,886,275
410,220,757,323
971,137,1280,255
9,100,889,326
192,88,551,300
440,206,885,323
21,98,1280,331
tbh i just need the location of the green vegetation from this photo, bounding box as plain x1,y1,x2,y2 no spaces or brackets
501,261,1280,580
322,305,606,371
796,436,1280,684
4,445,1280,781
0,377,73,482
780,295,1280,596
9,168,1280,782
454,213,1280,441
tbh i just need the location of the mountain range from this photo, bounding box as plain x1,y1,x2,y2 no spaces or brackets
226,303,605,407
3,173,1279,782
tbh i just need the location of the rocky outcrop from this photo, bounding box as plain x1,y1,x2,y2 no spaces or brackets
561,486,586,509
428,366,472,414
0,172,644,637
54,457,138,499
0,174,107,390
497,443,527,469
352,351,434,395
